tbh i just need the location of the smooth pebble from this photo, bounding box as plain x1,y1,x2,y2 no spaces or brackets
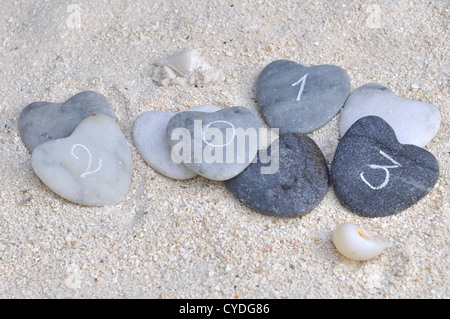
257,60,350,134
166,106,261,181
19,91,115,152
226,132,329,217
31,114,132,206
339,83,441,147
331,116,439,217
132,104,221,180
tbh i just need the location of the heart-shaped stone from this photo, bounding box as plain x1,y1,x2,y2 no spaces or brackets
226,132,329,218
331,116,439,217
166,106,261,181
339,83,441,147
31,114,132,206
132,104,221,180
19,91,115,152
257,60,350,134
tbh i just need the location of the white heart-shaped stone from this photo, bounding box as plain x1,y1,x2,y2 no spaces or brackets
339,83,441,147
31,114,132,206
132,104,221,180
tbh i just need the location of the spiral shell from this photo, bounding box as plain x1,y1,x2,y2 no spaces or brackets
152,49,224,87
154,48,201,76
332,223,389,261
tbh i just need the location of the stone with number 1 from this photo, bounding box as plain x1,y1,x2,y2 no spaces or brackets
31,114,132,206
331,116,439,217
256,60,350,134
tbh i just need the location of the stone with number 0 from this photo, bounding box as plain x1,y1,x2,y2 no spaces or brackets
331,116,439,217
166,106,261,181
256,60,350,134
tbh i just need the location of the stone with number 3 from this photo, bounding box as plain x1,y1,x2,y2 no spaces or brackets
331,116,439,217
31,114,132,206
256,60,350,134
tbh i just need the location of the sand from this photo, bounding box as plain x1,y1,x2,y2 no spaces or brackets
0,0,448,299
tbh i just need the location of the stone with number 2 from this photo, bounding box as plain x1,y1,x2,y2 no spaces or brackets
31,114,132,207
331,116,439,217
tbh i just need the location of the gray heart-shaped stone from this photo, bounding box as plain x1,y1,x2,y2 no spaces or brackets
132,104,221,180
257,60,350,134
226,132,329,217
19,91,115,152
166,106,261,181
31,114,132,206
331,116,439,217
339,83,441,147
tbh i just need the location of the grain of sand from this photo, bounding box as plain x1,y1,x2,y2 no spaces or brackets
0,0,448,298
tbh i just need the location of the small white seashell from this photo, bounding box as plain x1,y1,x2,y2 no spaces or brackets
152,48,224,87
154,48,200,76
160,65,177,80
332,223,389,261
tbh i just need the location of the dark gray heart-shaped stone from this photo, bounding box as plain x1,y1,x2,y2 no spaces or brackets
226,132,329,217
166,106,261,181
331,116,439,217
257,60,350,134
19,91,115,152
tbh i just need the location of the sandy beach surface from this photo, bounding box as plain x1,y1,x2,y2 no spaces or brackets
0,0,448,299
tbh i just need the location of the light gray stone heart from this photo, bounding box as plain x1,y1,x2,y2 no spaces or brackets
31,114,132,206
257,60,350,134
166,106,261,181
19,91,115,152
339,83,441,147
132,104,221,180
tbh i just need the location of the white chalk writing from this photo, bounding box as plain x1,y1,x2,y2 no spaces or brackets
70,144,102,178
292,73,309,102
202,120,236,147
360,150,401,190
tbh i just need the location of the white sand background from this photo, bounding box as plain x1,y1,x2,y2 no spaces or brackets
0,0,448,299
